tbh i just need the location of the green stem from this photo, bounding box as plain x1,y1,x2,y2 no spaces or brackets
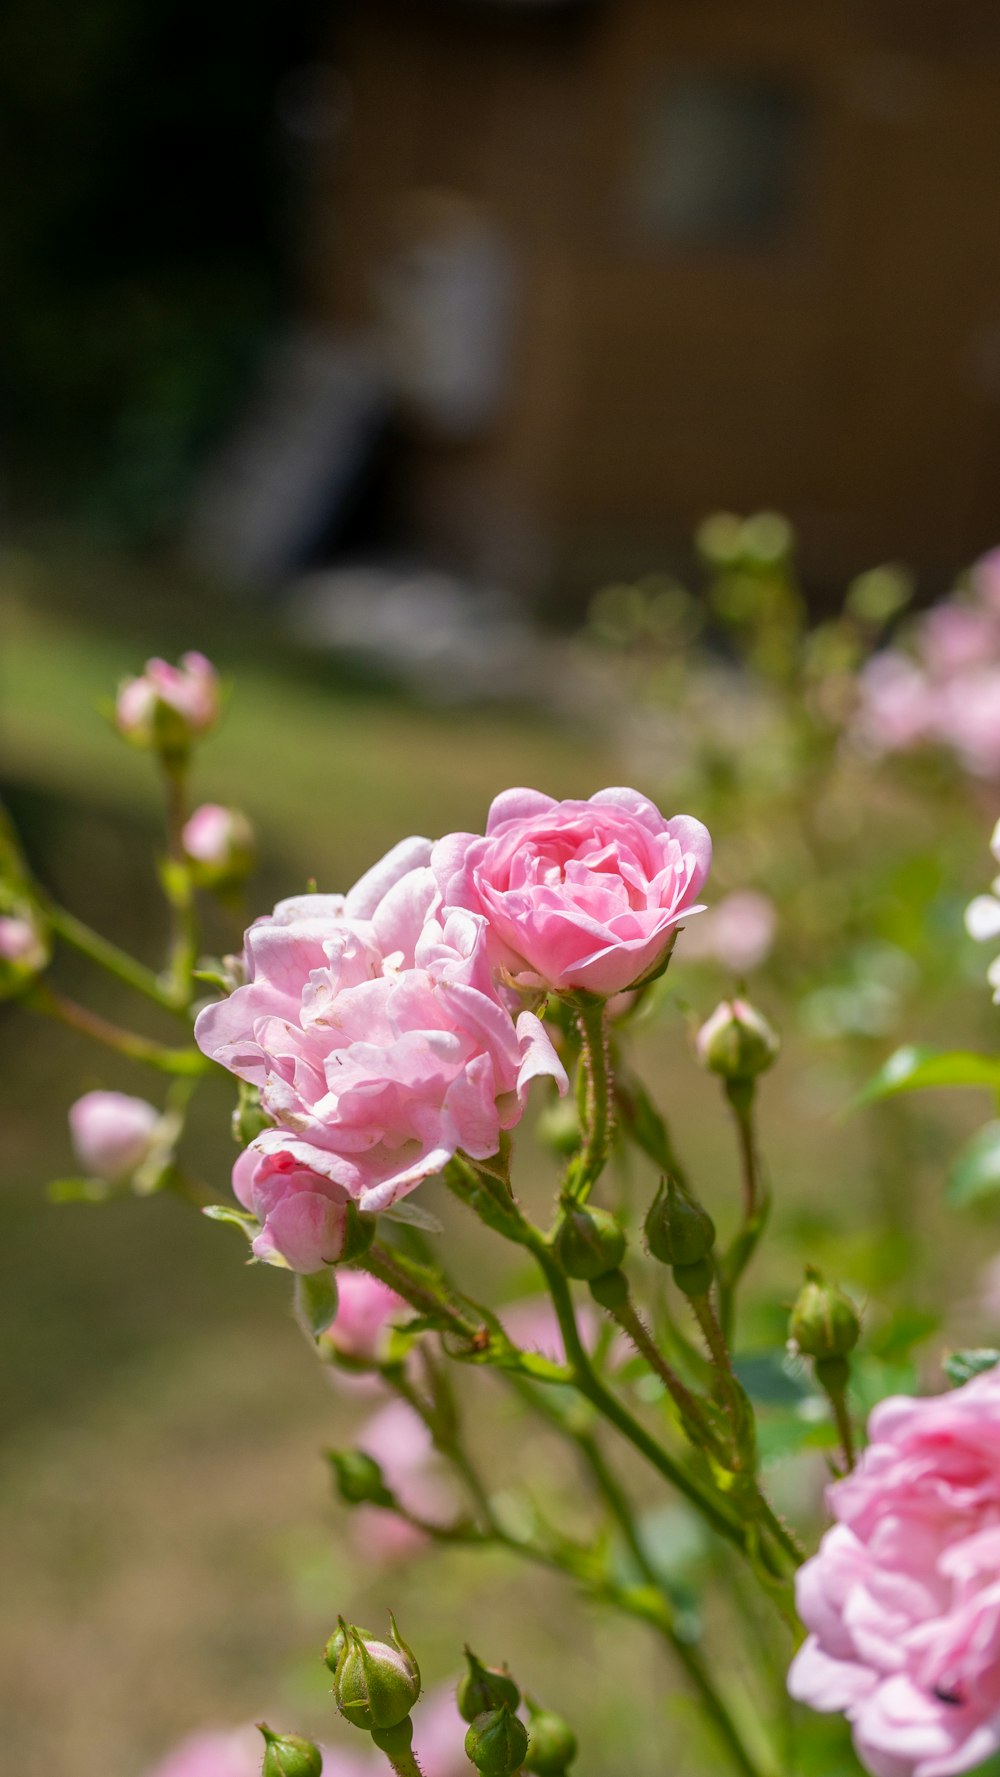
27,984,210,1075
718,1081,771,1339
161,758,199,1004
569,995,614,1196
43,900,186,1014
604,1290,727,1463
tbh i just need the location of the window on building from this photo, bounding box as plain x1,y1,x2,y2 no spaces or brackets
631,71,807,248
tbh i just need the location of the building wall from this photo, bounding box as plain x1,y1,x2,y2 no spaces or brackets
313,0,1000,591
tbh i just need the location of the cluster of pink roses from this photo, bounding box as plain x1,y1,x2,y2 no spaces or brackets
855,551,1000,780
195,788,711,1274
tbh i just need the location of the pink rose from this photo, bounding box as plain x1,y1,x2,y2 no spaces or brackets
182,804,254,882
789,1368,1000,1777
116,651,219,750
196,842,566,1239
678,888,777,973
855,652,938,755
232,1148,354,1272
69,1090,160,1182
919,603,1000,678
320,1270,405,1364
936,670,1000,780
433,787,712,996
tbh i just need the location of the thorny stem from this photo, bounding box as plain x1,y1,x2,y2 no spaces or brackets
27,983,210,1075
718,1080,771,1339
603,1289,728,1463
568,995,614,1197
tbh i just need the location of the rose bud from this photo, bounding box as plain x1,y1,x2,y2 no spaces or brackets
181,804,254,889
257,1724,323,1777
695,997,779,1082
331,1615,421,1732
555,1203,626,1281
465,1705,530,1777
115,651,219,755
0,909,49,999
327,1448,395,1509
789,1267,861,1363
524,1700,577,1775
456,1649,521,1724
69,1090,160,1183
644,1177,715,1269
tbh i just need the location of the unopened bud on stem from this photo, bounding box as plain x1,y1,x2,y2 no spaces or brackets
555,1203,626,1281
457,1649,521,1723
330,1615,421,1731
789,1267,861,1362
258,1724,323,1777
524,1699,577,1774
465,1705,530,1776
696,998,779,1083
645,1177,715,1268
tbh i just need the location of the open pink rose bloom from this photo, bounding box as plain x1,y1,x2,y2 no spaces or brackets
789,1368,1000,1777
432,786,711,995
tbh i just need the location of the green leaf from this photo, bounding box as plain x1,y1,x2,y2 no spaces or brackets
869,1309,940,1361
944,1349,1000,1388
948,1123,1000,1208
47,1175,113,1204
858,1046,1000,1107
294,1268,339,1341
382,1199,444,1235
202,1203,259,1240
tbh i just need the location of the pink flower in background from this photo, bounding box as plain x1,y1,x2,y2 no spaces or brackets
920,604,1000,677
789,1368,1000,1777
182,804,254,881
501,1294,597,1368
0,913,45,967
353,1398,460,1563
936,670,1000,780
964,819,1000,1005
411,1682,470,1777
143,1726,261,1777
196,842,566,1231
320,1270,406,1364
69,1090,159,1182
433,787,711,996
855,652,937,755
679,888,777,974
116,652,219,749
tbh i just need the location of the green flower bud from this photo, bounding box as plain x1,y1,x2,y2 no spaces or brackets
524,1700,577,1775
671,1258,715,1298
323,1624,347,1675
644,1177,715,1268
588,1268,629,1311
556,1204,626,1281
328,1449,395,1508
457,1648,521,1723
695,999,779,1082
465,1705,530,1777
331,1615,421,1731
258,1724,323,1777
789,1268,860,1362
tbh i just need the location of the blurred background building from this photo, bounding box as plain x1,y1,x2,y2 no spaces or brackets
7,0,1000,603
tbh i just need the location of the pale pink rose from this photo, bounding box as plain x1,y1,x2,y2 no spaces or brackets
789,1368,1000,1777
855,652,937,754
196,844,566,1233
936,670,1000,779
116,651,219,748
69,1090,159,1182
433,787,712,997
919,603,1000,678
319,1270,405,1364
143,1725,261,1777
182,804,254,876
679,889,777,974
353,1398,459,1563
501,1294,597,1367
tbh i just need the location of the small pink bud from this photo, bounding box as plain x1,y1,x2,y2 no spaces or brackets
182,804,254,886
0,911,48,995
115,651,219,753
69,1090,160,1182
